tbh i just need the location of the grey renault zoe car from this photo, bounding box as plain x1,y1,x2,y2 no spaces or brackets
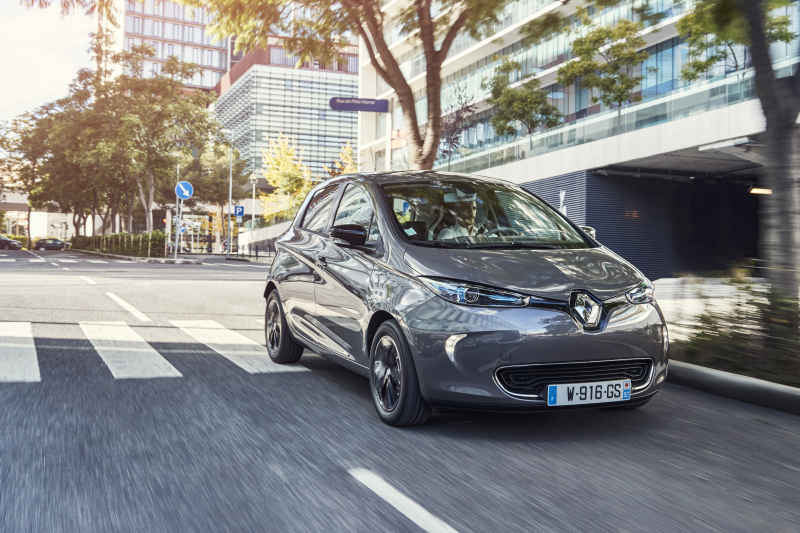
263,171,669,426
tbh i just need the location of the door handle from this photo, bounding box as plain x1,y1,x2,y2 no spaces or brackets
315,256,328,269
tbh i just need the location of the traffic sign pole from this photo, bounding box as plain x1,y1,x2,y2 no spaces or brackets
174,199,182,260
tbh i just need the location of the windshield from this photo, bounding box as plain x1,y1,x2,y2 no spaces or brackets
381,180,590,249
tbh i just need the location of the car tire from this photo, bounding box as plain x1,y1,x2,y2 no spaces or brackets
369,320,430,427
2,244,8,250
612,397,652,410
265,291,303,364
38,246,46,251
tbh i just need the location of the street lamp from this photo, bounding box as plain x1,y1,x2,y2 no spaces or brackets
220,128,233,259
173,154,182,260
250,173,258,220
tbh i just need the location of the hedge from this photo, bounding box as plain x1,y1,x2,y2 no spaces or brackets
70,231,169,258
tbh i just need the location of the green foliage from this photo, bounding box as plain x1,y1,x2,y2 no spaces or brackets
259,134,315,211
556,9,651,110
181,143,250,208
70,231,169,258
323,141,360,179
481,57,562,137
672,279,800,388
677,0,796,82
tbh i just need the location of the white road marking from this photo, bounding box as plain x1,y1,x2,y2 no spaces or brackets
80,276,97,285
58,259,77,263
255,319,265,324
63,268,70,271
106,293,151,322
0,322,41,382
80,322,182,379
349,469,460,533
51,263,59,266
0,259,15,262
29,259,45,263
115,260,130,263
87,260,107,264
170,320,308,374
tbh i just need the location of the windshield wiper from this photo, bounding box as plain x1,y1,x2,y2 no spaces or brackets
414,240,455,248
465,242,562,249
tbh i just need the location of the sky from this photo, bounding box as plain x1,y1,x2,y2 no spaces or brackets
0,2,96,124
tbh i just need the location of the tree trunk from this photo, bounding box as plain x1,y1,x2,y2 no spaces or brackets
132,171,153,233
26,204,32,250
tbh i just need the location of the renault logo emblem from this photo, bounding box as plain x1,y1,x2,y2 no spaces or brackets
573,293,601,328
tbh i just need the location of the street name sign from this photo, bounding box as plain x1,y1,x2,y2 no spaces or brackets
176,181,194,200
329,98,389,113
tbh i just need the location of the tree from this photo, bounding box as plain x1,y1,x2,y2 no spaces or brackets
481,57,561,140
554,8,651,130
0,108,51,249
677,0,794,83
439,84,477,171
323,141,360,178
259,134,315,213
21,0,117,24
180,0,516,170
183,143,250,246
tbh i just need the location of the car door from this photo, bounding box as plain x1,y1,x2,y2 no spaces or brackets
313,181,380,365
276,182,343,349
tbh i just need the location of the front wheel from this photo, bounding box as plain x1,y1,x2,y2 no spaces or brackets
369,320,430,427
265,291,303,364
38,247,46,251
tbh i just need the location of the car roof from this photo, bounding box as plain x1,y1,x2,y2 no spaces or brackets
335,171,516,187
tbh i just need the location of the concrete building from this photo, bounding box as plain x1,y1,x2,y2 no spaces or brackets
108,0,230,90
357,0,800,279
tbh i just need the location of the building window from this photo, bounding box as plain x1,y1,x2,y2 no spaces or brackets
319,110,326,120
375,150,386,171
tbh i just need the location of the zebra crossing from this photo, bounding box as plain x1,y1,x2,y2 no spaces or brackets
0,319,308,383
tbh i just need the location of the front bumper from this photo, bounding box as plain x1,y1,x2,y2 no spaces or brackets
401,296,668,410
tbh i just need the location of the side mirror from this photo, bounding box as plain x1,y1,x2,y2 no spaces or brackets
580,226,596,239
330,224,367,247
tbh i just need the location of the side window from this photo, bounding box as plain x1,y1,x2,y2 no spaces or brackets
333,184,380,242
300,184,340,233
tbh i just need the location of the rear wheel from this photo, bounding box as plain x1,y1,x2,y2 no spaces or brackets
38,246,46,251
265,291,303,364
369,320,430,427
2,244,8,250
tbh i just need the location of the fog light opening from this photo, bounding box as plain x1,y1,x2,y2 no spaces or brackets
445,334,467,363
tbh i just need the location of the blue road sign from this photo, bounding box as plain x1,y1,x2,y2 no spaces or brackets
175,181,194,200
179,226,186,234
234,206,245,217
329,97,388,113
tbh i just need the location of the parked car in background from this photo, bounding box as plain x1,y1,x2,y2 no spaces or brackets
263,171,669,426
0,235,23,250
33,238,70,251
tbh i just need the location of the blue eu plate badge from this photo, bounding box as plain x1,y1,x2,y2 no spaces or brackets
548,385,558,406
623,380,631,400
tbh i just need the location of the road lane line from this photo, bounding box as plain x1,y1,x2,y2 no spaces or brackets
86,260,107,263
349,469,460,533
255,319,265,324
51,262,59,266
0,322,41,382
170,320,308,374
80,276,97,285
58,259,77,263
63,268,70,271
29,259,45,263
80,322,182,379
0,259,15,262
106,293,151,322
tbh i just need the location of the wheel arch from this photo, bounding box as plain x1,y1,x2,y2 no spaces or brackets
365,310,397,355
263,280,278,299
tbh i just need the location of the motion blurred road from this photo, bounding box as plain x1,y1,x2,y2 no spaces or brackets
1,249,799,533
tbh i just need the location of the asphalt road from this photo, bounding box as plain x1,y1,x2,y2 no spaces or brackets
1,248,799,533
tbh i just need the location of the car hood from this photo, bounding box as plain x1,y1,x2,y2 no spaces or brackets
403,246,645,302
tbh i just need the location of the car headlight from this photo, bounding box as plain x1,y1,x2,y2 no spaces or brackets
626,281,655,304
419,277,530,307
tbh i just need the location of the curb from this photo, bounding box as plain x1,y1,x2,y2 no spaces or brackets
73,250,203,265
667,360,800,416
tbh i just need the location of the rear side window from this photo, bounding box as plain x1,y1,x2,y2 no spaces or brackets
300,184,340,233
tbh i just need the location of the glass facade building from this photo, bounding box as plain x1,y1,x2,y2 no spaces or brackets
118,0,229,89
214,45,360,177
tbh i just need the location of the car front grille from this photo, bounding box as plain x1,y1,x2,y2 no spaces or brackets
495,358,653,399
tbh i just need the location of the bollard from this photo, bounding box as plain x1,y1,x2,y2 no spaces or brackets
256,245,258,260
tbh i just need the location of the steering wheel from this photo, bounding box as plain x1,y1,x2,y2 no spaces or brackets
484,226,520,237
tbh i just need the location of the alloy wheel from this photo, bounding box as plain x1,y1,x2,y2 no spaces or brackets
372,335,402,412
266,299,281,352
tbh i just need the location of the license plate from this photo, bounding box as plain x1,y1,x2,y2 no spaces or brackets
547,379,631,406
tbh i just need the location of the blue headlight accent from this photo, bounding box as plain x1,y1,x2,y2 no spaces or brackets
419,277,530,307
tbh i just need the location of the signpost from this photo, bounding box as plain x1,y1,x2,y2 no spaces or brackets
329,97,389,113
174,181,193,259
